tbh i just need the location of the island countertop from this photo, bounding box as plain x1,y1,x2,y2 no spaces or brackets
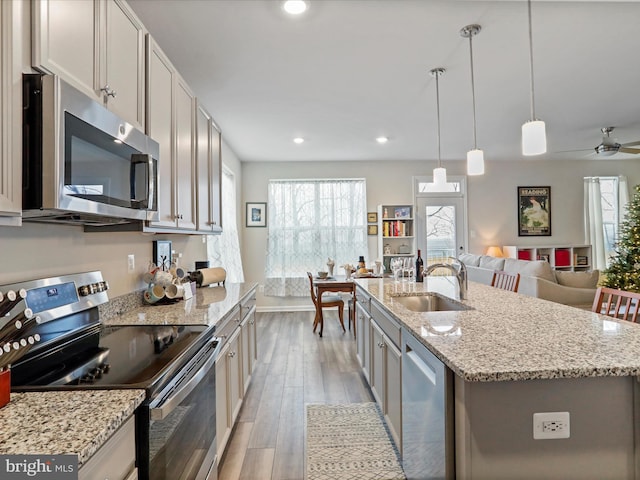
355,277,640,382
0,389,145,466
102,282,257,326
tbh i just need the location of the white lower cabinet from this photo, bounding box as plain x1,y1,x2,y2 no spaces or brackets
79,415,136,480
370,318,403,452
215,326,242,461
355,302,371,382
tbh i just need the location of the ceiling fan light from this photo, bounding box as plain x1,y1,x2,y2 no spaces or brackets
522,120,547,156
595,145,618,156
467,149,485,175
433,167,447,186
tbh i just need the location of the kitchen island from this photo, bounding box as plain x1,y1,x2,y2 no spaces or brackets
355,277,640,480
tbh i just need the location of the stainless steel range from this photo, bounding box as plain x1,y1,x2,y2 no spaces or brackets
1,271,220,480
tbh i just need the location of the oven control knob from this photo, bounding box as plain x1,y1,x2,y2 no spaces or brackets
91,368,103,379
78,285,90,296
101,363,111,374
79,373,95,383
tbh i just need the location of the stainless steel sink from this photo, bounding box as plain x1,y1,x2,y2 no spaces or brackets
391,294,471,312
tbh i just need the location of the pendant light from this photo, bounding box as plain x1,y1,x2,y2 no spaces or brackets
430,68,446,186
522,0,546,156
460,24,484,176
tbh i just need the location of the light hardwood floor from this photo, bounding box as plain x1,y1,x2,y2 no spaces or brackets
218,310,373,480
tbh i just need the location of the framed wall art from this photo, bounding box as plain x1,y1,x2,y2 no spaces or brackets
518,186,551,236
153,240,172,271
246,202,267,227
367,224,378,236
367,212,378,223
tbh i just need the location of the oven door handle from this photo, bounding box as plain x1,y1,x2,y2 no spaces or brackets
149,338,220,421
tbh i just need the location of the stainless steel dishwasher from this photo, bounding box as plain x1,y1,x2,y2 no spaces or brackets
401,329,454,480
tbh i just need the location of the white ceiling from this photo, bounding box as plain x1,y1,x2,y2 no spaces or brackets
127,0,640,163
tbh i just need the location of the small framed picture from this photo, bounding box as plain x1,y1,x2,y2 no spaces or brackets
518,186,551,236
395,206,410,219
539,254,549,262
367,212,378,223
246,202,267,227
367,224,378,236
153,240,172,272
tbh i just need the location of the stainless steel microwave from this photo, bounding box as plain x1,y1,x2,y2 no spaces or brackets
22,74,159,226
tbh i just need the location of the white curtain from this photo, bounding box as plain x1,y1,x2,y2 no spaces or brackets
207,167,244,282
618,175,629,225
264,178,367,297
584,177,606,270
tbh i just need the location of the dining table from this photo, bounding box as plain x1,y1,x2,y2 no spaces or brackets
312,275,357,338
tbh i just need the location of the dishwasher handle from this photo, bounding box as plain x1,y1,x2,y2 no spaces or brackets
405,346,437,386
150,337,220,421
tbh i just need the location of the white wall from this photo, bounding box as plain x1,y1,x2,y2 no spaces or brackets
241,158,640,309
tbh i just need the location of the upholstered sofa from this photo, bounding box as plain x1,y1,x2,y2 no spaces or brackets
459,253,599,309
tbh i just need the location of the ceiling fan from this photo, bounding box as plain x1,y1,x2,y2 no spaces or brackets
593,127,640,156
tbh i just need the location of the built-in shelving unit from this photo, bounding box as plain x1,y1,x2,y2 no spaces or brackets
503,244,592,271
377,204,415,272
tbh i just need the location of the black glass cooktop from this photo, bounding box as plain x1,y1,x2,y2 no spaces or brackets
11,309,209,395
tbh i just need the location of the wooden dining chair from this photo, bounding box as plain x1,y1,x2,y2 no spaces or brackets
591,286,640,322
491,270,521,292
307,272,345,335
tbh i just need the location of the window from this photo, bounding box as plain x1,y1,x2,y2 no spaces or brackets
584,176,629,269
264,178,367,297
207,166,244,282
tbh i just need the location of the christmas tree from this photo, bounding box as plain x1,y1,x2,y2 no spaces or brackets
603,184,640,292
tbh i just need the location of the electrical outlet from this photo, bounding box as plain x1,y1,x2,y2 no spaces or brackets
127,254,135,273
533,412,570,439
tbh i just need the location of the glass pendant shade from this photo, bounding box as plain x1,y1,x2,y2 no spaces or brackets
433,167,447,186
522,120,547,156
467,149,485,175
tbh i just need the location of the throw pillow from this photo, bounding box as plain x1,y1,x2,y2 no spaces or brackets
459,253,481,267
479,255,505,270
503,258,531,274
521,260,557,283
555,270,600,289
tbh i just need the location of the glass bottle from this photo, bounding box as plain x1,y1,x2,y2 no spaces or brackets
415,249,424,282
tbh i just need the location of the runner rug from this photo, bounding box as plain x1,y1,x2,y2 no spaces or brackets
305,402,406,480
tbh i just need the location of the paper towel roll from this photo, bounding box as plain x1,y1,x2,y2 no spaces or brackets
193,267,226,287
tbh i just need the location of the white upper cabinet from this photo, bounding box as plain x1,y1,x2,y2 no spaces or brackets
146,36,175,229
104,0,145,128
196,103,223,233
32,0,146,130
174,75,197,230
146,35,197,231
0,0,23,224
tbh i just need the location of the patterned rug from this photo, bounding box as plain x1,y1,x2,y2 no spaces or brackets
305,402,406,480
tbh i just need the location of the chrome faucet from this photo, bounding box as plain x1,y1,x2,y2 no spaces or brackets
423,257,468,300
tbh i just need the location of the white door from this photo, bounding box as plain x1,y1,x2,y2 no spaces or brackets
416,196,466,266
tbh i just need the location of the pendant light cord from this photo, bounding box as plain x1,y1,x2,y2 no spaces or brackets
435,71,442,168
468,34,478,150
528,0,536,121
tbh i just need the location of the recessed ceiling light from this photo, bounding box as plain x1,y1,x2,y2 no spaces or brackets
283,1,307,15
376,136,389,144
293,137,305,144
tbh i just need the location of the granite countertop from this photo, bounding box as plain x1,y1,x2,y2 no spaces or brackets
103,282,257,326
355,277,640,382
0,389,145,466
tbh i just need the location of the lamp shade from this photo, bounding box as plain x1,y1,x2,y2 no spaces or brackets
522,120,547,156
433,167,447,186
486,246,504,257
467,149,485,175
